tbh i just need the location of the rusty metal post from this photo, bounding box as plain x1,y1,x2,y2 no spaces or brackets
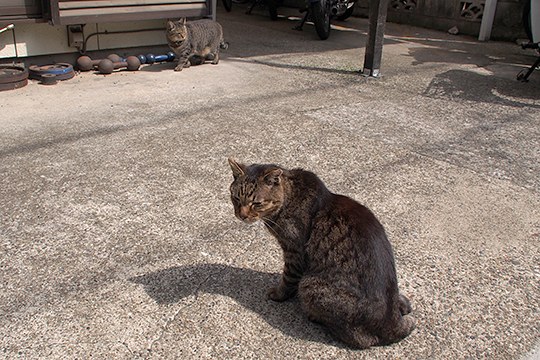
362,0,389,77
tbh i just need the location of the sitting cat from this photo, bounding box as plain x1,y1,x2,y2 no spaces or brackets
166,18,228,71
228,158,415,349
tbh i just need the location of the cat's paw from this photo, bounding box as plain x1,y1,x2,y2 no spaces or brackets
267,286,294,302
399,294,412,315
174,65,183,71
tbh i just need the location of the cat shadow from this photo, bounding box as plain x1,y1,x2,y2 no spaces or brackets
130,263,341,347
139,60,226,73
139,61,177,72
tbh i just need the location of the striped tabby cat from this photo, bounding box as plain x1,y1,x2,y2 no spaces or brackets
228,158,415,349
166,18,228,71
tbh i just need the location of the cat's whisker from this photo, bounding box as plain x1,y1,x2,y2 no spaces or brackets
261,216,286,233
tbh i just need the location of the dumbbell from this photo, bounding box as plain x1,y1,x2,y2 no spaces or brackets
138,52,175,64
97,56,141,74
77,54,124,71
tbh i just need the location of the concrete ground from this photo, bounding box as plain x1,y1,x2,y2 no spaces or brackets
1,4,539,359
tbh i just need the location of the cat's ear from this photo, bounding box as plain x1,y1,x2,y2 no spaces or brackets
180,17,187,25
228,158,245,178
166,20,175,30
264,168,283,186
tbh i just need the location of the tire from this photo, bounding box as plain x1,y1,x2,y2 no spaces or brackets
267,0,278,20
337,3,355,21
310,0,331,40
222,0,232,12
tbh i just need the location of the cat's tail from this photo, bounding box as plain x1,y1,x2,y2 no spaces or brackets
220,40,229,50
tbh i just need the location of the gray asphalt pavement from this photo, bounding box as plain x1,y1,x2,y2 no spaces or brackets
1,4,539,359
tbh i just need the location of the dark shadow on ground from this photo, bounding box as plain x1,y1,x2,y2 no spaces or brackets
419,70,540,192
383,26,537,78
227,57,364,75
130,263,341,347
423,69,540,108
139,61,177,72
0,73,352,158
406,45,537,69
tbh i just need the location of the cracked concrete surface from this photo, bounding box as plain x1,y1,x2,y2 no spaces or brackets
1,4,539,359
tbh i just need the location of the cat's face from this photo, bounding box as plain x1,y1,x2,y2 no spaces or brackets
228,158,285,223
166,18,188,47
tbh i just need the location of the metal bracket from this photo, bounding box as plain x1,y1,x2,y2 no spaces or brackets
67,24,84,49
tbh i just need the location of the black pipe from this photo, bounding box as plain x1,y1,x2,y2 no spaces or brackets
79,27,165,54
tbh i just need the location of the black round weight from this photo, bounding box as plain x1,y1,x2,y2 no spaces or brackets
98,56,141,74
40,73,58,85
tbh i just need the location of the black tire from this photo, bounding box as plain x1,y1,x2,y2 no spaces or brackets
267,0,278,20
222,0,232,12
310,0,331,40
337,3,355,21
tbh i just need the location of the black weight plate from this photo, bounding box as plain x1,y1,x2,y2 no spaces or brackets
30,69,75,82
52,70,75,81
29,63,74,78
40,74,58,85
0,65,29,84
0,78,28,92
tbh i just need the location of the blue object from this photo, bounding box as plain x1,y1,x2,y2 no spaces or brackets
137,54,147,64
146,54,156,64
154,54,168,62
30,63,73,75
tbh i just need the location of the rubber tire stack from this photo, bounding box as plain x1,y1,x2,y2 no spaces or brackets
0,65,29,92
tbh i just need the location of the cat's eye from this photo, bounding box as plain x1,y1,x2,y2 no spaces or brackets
252,201,263,209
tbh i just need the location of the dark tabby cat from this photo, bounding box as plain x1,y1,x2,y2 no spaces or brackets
228,158,415,349
166,18,228,71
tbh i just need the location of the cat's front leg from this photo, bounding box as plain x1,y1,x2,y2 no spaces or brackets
174,56,190,71
210,52,219,65
267,251,304,302
267,282,296,302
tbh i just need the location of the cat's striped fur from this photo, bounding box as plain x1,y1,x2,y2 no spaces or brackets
166,18,228,71
228,158,415,349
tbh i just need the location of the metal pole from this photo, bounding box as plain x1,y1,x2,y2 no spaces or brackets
478,0,497,41
0,24,14,34
362,0,389,77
